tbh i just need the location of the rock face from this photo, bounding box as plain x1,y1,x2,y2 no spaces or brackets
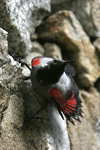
93,38,100,54
94,118,100,150
0,0,100,150
36,10,100,87
31,41,45,54
0,0,51,56
0,28,70,150
44,43,62,59
51,0,100,37
0,28,24,149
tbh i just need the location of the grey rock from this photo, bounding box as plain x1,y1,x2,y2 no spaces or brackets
81,87,100,126
0,28,8,66
0,0,51,56
0,28,24,150
94,118,100,150
93,38,100,53
44,42,62,59
31,41,45,54
30,33,38,41
0,28,23,124
51,0,100,37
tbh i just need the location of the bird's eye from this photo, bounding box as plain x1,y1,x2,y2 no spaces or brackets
31,57,40,66
53,59,57,63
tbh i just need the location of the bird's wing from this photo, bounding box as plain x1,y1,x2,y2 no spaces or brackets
49,87,83,125
65,64,76,76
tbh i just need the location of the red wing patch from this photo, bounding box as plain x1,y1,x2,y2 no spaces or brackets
31,58,40,66
63,93,77,114
49,87,63,104
49,87,77,115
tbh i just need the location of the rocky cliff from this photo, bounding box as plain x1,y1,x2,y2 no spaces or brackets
0,0,100,150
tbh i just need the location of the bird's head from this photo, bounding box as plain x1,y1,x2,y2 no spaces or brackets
31,56,76,69
31,56,54,68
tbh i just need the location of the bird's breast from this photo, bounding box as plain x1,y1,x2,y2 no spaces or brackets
55,72,72,96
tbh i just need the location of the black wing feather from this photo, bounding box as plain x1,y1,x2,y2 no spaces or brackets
65,64,76,76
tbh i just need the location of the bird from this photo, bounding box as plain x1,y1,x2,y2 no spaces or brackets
30,56,83,125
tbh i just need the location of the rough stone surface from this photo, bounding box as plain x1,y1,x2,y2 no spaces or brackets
0,28,8,65
0,0,51,56
44,42,62,59
68,87,100,150
94,118,100,150
0,28,24,149
31,41,45,54
81,87,100,126
51,0,100,37
36,10,100,87
30,33,38,41
93,38,100,53
0,0,100,149
0,28,70,150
